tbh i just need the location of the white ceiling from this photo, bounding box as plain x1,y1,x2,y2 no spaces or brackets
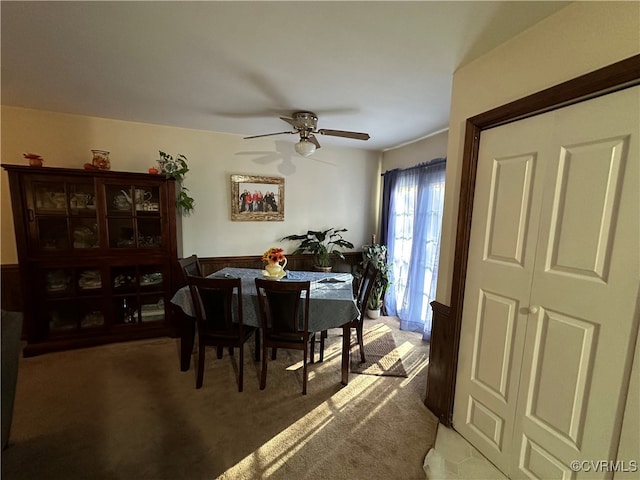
1,1,569,151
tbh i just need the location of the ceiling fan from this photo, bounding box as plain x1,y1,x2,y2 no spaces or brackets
243,111,370,157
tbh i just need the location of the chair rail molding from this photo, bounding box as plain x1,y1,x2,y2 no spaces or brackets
2,252,364,315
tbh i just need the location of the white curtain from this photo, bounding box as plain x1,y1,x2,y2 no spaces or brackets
383,159,446,340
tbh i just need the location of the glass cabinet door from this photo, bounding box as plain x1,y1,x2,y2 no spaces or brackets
37,218,70,250
40,266,105,337
27,177,98,252
105,184,162,249
47,301,106,335
111,264,165,325
140,296,165,323
34,183,67,212
42,266,103,296
77,267,102,292
139,265,165,323
44,268,73,295
71,219,99,249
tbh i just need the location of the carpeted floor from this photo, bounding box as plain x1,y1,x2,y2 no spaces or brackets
350,324,413,377
2,316,437,480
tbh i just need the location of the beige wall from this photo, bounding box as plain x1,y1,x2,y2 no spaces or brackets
381,129,448,172
1,107,380,264
440,0,639,464
438,1,640,304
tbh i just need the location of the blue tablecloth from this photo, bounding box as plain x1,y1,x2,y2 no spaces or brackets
170,267,359,331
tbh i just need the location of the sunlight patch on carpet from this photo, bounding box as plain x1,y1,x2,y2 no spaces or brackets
215,374,378,479
350,330,408,377
214,370,439,480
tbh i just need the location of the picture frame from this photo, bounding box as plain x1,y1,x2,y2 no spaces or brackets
230,174,284,221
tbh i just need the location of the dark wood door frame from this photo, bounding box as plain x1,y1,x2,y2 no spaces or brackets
432,54,640,426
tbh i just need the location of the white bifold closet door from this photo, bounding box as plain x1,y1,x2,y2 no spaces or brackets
453,85,639,479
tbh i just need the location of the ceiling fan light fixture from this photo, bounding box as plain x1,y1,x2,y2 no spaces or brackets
295,139,316,157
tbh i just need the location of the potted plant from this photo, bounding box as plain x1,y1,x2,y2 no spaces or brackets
361,243,391,318
157,151,195,216
282,228,354,272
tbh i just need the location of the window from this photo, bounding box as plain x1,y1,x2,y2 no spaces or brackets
382,159,446,340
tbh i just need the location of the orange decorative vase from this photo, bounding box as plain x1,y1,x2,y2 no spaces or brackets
23,153,43,167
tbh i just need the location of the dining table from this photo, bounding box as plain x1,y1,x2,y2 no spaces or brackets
170,267,360,385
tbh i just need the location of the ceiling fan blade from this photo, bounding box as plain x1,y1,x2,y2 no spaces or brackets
244,131,295,139
280,116,297,128
309,134,321,149
317,129,370,141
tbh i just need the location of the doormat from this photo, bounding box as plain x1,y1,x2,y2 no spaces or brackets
350,330,408,377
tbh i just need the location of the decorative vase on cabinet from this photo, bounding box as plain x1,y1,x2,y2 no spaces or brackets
91,149,111,170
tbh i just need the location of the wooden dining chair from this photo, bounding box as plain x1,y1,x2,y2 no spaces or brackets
187,275,259,391
311,262,376,363
309,329,328,363
255,278,312,395
178,254,203,284
345,264,379,363
179,254,223,357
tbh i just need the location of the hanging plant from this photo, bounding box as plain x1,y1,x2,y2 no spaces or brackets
157,151,195,216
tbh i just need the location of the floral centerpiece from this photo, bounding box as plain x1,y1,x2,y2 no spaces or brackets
262,247,286,265
262,247,287,279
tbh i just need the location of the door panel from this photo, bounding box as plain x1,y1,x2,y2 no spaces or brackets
525,307,597,449
455,85,639,479
546,136,629,281
454,114,550,472
467,396,506,450
512,86,639,478
473,290,519,403
519,435,572,480
485,154,537,267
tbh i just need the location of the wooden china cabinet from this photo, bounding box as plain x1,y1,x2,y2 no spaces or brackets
2,164,181,357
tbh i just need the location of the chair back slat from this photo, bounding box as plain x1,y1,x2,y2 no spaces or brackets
255,279,310,335
355,261,372,299
356,265,379,314
255,278,312,394
183,262,201,277
199,288,233,331
179,255,203,284
264,290,303,333
187,275,243,335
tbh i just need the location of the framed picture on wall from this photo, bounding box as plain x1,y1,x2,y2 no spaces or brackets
230,174,284,221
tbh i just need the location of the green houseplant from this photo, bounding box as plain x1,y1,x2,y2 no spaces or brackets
282,228,354,270
157,151,195,216
362,243,392,316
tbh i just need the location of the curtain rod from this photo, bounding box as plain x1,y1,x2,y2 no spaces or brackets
381,157,446,176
